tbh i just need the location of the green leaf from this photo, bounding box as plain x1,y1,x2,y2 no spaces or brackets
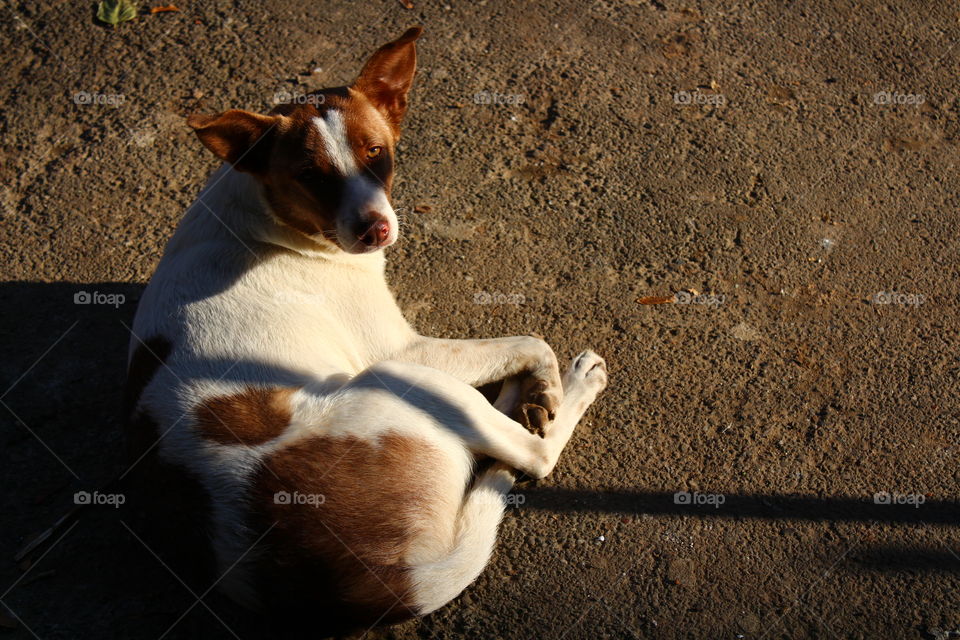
97,0,139,27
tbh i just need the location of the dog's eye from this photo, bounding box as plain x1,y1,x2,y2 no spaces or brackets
366,146,382,159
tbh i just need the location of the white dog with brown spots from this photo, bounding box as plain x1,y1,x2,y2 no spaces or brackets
126,27,606,634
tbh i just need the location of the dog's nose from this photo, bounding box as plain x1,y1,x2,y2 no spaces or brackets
358,217,390,248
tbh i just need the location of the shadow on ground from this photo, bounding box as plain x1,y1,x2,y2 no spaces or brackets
1,281,957,638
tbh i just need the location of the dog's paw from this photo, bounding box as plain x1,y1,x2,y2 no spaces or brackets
512,374,562,437
562,350,608,395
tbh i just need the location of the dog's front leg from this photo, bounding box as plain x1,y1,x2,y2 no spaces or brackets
395,336,563,426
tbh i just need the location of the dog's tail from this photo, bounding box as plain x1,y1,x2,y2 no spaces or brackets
409,462,516,614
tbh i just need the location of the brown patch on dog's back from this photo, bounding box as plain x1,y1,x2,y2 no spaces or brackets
195,387,297,446
250,432,443,634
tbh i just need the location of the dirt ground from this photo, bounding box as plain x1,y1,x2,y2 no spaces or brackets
1,0,959,638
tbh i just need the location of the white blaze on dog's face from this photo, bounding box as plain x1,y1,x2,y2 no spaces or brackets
186,27,421,254
308,107,398,252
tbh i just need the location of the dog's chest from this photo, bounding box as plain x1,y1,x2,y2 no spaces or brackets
225,255,410,370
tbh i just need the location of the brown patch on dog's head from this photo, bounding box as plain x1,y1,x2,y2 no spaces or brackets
194,387,297,446
248,432,441,633
186,27,422,253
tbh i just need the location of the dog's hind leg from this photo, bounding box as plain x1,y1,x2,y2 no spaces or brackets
345,350,606,478
406,351,607,612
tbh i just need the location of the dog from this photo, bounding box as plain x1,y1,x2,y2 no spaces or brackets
125,26,607,633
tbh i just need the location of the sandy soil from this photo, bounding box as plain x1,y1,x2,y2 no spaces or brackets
1,1,959,638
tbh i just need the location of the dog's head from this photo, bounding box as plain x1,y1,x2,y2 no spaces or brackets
187,27,421,254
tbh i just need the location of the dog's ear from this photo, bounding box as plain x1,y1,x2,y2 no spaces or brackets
186,110,280,174
353,26,422,134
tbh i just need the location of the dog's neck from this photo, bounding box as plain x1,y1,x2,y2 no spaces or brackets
173,164,386,271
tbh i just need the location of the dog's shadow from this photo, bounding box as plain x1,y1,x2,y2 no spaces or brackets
1,280,958,640
0,279,477,640
0,280,261,638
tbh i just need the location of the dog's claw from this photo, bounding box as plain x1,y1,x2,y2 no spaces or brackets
519,403,549,437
